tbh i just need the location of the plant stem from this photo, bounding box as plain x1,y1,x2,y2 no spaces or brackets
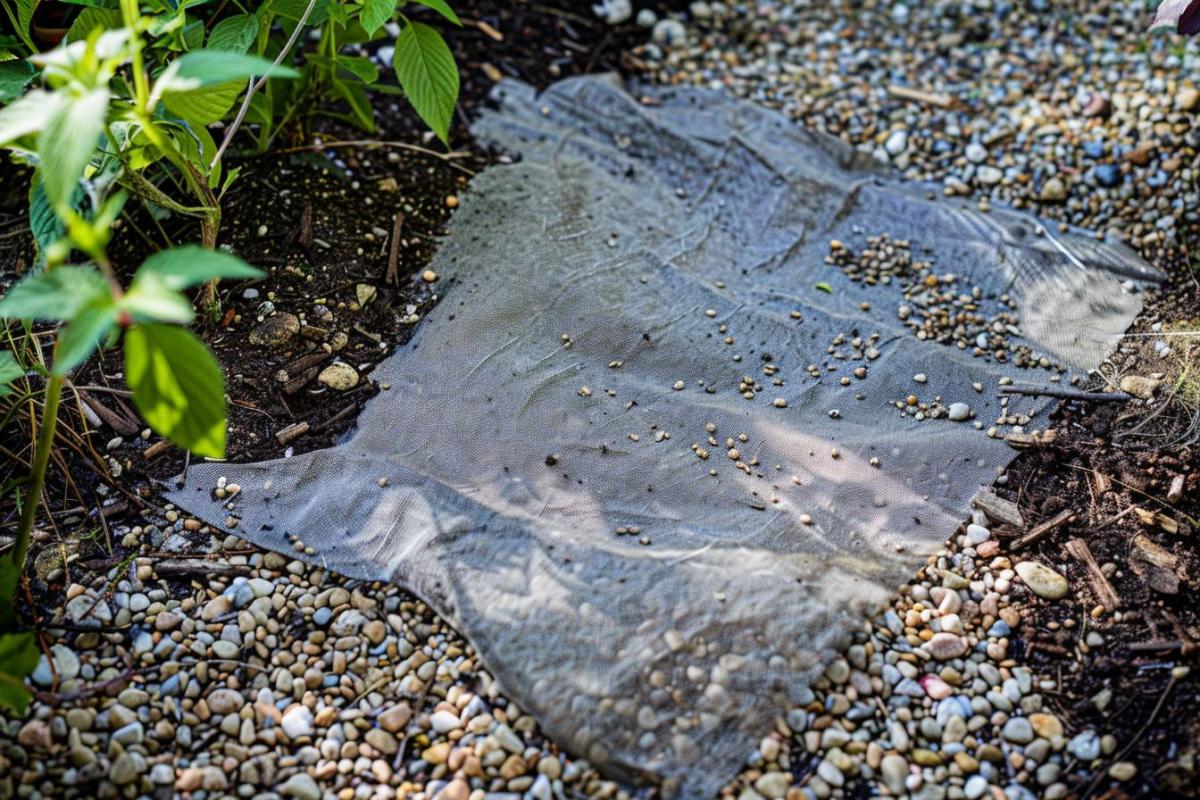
120,0,149,110
210,0,319,170
2,372,64,618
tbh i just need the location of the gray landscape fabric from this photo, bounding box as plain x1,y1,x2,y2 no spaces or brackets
171,76,1161,797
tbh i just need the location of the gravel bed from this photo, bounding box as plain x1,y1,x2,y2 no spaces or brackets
7,510,622,800
4,2,1195,798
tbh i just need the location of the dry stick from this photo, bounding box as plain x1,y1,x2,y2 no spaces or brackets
386,211,406,285
152,559,249,578
971,488,1024,528
886,84,956,108
269,139,476,174
1064,537,1121,609
1011,508,1075,550
209,0,319,171
999,384,1133,403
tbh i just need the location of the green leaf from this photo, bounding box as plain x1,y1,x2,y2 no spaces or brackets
360,0,397,36
408,0,459,25
170,50,298,88
0,556,20,624
0,350,22,396
392,21,458,144
334,54,379,84
326,1,349,26
53,296,118,375
0,90,60,146
39,87,109,211
182,19,206,51
0,632,38,715
0,60,35,103
14,0,37,51
162,79,243,125
0,266,109,321
124,323,227,458
207,14,259,53
815,282,833,294
64,7,120,43
27,177,67,268
265,0,330,24
136,245,263,290
331,77,374,132
120,273,194,325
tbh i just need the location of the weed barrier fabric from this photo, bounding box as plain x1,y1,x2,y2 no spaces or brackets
172,76,1161,797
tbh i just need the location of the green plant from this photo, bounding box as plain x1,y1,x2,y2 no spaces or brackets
0,0,460,716
251,0,461,147
0,5,296,305
1,1,460,265
0,234,261,712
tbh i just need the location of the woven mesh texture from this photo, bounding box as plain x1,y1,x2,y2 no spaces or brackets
170,76,1160,797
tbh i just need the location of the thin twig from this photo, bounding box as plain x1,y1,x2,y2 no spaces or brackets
999,384,1133,403
1080,678,1175,799
269,139,476,174
386,211,405,285
210,0,319,170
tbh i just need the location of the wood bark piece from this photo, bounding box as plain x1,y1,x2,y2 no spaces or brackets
1168,474,1185,503
1130,533,1181,594
1064,538,1121,609
1005,430,1058,449
275,422,310,445
80,392,140,435
886,84,956,108
971,489,1024,528
1012,508,1075,550
143,440,172,460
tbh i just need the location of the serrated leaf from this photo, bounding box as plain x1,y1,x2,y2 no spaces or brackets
170,50,298,89
13,0,37,51
0,90,60,146
393,21,458,144
0,266,109,321
208,14,259,53
182,19,206,50
124,323,227,458
0,350,21,396
162,79,242,126
136,245,263,290
265,0,330,25
0,632,37,715
360,0,397,36
53,296,118,375
0,61,35,103
409,0,459,25
39,87,108,210
64,7,120,43
27,177,68,268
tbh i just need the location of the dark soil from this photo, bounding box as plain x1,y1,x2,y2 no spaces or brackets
0,0,667,492
995,269,1200,798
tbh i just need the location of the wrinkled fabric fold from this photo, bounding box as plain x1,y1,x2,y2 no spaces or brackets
170,76,1160,797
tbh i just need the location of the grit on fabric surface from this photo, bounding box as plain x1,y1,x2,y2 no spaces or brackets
169,76,1160,797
